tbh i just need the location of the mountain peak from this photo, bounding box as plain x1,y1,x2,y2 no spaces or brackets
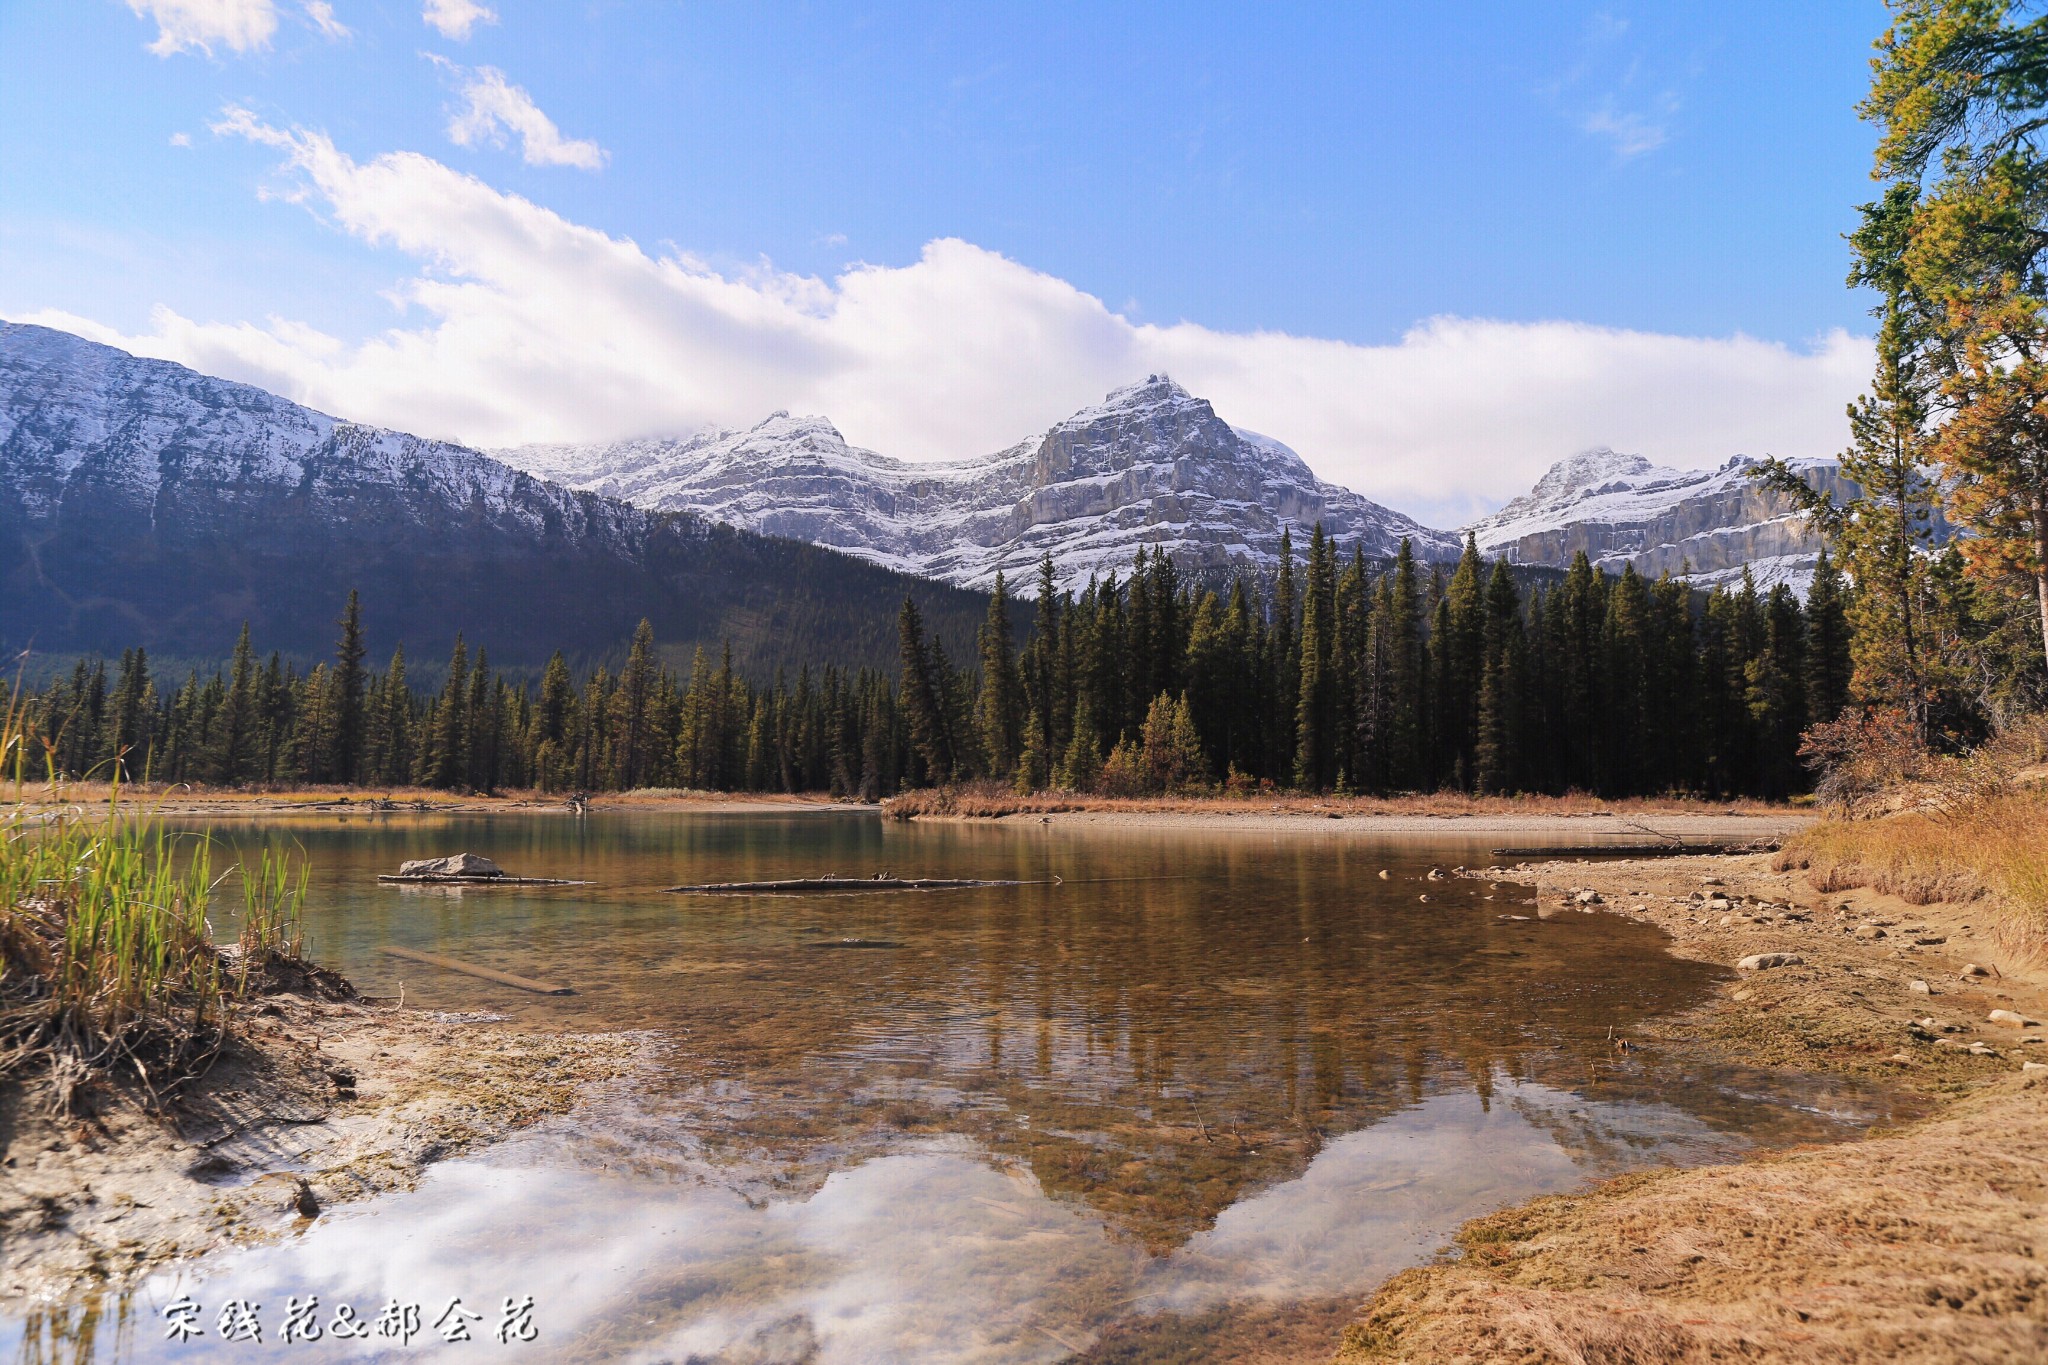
1528,448,1665,500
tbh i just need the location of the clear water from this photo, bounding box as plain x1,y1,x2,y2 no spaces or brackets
5,812,1906,1362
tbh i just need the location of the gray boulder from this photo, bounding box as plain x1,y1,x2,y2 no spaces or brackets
398,853,504,879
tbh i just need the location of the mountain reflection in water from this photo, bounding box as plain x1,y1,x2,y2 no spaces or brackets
4,813,1906,1363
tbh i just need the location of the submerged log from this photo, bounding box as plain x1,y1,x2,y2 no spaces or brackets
379,945,574,995
1489,842,1774,858
664,873,1060,894
378,874,591,885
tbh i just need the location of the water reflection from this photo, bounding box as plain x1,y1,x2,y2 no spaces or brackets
4,813,1907,1362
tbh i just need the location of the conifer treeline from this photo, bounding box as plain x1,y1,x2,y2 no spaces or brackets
19,535,1853,801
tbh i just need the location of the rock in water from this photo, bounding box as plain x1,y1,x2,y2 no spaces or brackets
398,853,504,879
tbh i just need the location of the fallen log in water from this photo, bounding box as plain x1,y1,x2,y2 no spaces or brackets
379,945,575,995
664,874,1060,894
1489,842,1773,859
377,874,592,885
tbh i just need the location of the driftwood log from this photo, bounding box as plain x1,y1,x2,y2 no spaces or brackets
665,874,1060,894
379,945,574,995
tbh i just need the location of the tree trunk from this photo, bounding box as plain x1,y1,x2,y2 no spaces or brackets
2035,504,2048,675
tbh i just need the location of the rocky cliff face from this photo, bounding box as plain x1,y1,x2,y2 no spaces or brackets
0,321,993,669
1462,448,1849,593
501,377,1463,591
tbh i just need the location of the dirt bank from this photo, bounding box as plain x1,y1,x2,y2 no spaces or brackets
1338,849,2048,1362
999,808,1803,840
0,995,646,1309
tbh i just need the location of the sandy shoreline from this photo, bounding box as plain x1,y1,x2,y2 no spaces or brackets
1004,808,1809,839
0,999,646,1309
1338,848,2048,1361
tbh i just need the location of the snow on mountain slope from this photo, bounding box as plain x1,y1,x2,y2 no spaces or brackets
498,376,1462,591
1462,447,1850,594
0,319,637,547
0,320,997,668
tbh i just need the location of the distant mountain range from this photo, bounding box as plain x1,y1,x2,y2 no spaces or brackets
503,380,1842,596
1,320,1847,669
498,376,1463,592
1465,447,1849,594
0,322,993,671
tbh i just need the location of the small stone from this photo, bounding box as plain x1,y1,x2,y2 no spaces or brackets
1968,1042,1998,1056
1700,876,1725,887
1961,963,1992,979
1377,869,1390,879
1576,889,1604,905
289,1179,320,1219
1853,924,1888,941
2025,1062,2048,1073
1910,980,1931,995
1988,1009,2038,1028
1418,894,1430,902
1707,898,1733,913
1737,952,1803,971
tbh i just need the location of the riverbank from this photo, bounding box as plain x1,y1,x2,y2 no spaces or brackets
7,784,858,819
0,991,646,1308
1337,842,2048,1362
896,792,1807,841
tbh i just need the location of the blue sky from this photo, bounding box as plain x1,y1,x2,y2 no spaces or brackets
0,2,1886,523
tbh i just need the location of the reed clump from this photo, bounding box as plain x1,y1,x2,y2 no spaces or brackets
1,690,337,1113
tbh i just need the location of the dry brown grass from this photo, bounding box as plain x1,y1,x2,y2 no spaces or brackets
1775,786,2048,954
1338,1075,2048,1364
883,781,1790,821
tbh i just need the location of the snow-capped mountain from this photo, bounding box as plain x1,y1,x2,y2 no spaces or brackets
0,321,991,667
498,376,1463,591
1462,448,1850,593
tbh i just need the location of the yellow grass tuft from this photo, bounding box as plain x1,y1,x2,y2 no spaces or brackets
1776,786,2048,953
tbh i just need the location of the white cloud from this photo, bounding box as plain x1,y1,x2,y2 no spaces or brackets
423,0,497,40
126,0,279,56
1582,102,1668,159
37,112,1868,527
437,63,608,171
301,1,348,41
169,131,194,148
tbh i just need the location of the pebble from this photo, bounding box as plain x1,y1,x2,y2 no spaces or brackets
1737,952,1803,971
1988,1009,2039,1028
1576,889,1603,905
1962,963,1992,979
1853,924,1887,941
1968,1042,1998,1056
2026,1062,2048,1073
1910,979,1931,994
1700,876,1725,887
1378,869,1390,879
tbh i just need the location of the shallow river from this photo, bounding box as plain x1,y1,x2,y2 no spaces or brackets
7,811,1904,1362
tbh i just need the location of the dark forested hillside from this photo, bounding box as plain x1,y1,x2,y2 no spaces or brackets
0,321,989,674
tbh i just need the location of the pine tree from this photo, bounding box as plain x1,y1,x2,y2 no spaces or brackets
425,636,470,789
209,623,260,785
897,597,955,783
1474,561,1525,794
1804,548,1853,727
331,589,368,783
976,572,1023,778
